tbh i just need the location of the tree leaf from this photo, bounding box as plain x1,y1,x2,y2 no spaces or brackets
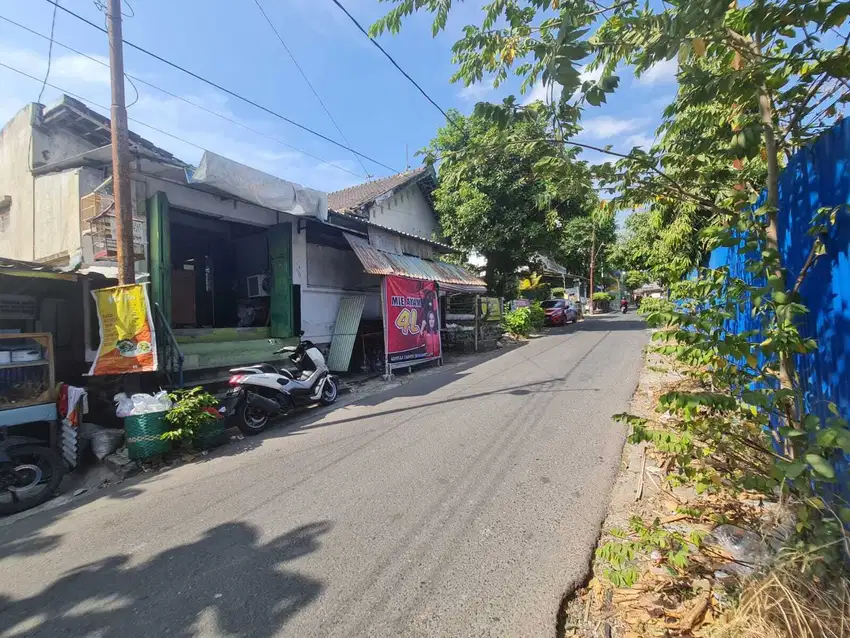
805,454,836,480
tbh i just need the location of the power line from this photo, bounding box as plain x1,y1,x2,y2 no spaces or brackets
36,0,59,104
1,14,366,179
0,60,211,154
42,0,399,173
252,0,372,177
328,0,460,130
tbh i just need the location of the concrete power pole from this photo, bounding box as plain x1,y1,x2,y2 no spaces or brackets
107,0,135,285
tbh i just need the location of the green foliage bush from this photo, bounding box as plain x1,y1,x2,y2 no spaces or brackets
502,306,532,337
551,287,565,298
636,296,674,318
592,291,614,302
162,387,219,442
528,302,545,330
502,302,545,337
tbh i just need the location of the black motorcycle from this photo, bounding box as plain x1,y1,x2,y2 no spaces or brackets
0,429,64,515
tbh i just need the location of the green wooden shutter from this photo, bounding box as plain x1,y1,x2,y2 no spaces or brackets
269,222,293,338
148,192,171,324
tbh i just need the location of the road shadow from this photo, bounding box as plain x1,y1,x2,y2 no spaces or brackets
0,342,528,534
575,317,647,332
0,520,330,637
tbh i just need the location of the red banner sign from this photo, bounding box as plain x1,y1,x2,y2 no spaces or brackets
385,276,441,364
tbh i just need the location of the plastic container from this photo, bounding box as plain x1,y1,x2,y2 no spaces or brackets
192,418,227,450
124,411,170,460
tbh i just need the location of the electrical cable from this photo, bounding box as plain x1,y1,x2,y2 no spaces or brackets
252,0,372,177
327,0,462,131
36,0,59,105
125,71,139,107
42,0,399,173
1,60,212,154
1,14,367,179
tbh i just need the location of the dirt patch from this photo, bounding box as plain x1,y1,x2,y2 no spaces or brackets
557,351,781,638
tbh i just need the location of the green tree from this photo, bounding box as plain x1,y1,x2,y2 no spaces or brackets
424,110,594,296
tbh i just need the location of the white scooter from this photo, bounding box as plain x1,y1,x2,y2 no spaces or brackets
221,339,339,435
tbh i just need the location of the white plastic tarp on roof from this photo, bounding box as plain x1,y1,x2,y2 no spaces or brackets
187,151,328,221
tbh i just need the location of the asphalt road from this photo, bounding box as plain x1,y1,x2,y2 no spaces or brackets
0,313,647,638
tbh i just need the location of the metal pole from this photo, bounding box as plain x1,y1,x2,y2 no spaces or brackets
381,277,390,380
107,0,135,285
474,294,479,353
588,223,595,314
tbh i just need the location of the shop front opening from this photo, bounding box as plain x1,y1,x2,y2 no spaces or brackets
169,209,272,331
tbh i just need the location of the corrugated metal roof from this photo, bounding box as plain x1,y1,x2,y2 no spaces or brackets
0,257,78,281
344,234,486,291
326,296,366,372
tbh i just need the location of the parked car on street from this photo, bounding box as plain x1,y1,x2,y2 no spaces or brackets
542,299,578,326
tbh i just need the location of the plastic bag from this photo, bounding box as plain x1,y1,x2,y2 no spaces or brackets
114,393,134,418
705,524,774,575
79,423,125,460
114,391,172,417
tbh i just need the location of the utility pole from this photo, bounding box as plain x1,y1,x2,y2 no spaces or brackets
107,0,135,285
588,223,596,314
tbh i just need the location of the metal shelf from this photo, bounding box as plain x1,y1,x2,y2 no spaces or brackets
0,359,49,370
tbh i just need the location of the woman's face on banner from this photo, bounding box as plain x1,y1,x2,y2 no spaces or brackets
428,311,436,330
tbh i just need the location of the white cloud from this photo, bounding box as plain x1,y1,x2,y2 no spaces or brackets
636,58,678,86
625,133,655,149
579,64,603,85
0,45,366,192
582,116,647,139
522,65,601,106
457,81,493,102
521,80,561,106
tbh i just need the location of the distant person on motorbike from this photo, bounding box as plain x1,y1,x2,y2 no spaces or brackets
620,298,628,313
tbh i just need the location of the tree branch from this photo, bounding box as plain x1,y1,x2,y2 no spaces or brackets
792,238,824,296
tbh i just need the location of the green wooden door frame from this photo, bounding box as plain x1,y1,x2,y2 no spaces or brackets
148,192,171,324
269,222,293,338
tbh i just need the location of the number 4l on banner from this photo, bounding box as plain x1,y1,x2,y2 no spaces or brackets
394,308,421,336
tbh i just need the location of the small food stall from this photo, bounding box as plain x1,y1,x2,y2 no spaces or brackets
0,332,57,429
0,258,92,459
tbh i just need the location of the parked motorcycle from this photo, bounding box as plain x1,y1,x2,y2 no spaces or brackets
221,340,340,435
0,430,65,515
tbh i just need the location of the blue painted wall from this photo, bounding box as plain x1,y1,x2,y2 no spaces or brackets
708,120,850,486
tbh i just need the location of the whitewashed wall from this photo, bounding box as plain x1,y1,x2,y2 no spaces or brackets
292,228,381,343
368,184,437,239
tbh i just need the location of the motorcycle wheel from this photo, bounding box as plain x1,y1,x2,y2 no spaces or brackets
237,401,270,436
320,377,338,406
0,445,64,516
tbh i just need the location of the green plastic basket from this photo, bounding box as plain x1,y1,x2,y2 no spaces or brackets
125,411,170,460
192,419,227,450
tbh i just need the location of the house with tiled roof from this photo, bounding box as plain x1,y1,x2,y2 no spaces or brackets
328,166,439,240
0,96,484,383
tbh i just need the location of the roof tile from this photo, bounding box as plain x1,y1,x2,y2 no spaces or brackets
328,167,430,212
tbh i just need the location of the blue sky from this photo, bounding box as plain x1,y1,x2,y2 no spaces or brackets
0,0,678,194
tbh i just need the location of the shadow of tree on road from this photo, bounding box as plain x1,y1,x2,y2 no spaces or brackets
0,520,331,637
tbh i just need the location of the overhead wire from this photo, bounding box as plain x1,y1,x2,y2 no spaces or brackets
42,0,399,173
0,14,366,179
327,0,463,132
252,0,372,177
1,60,213,155
36,0,59,105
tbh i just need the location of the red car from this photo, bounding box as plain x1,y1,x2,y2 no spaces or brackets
542,299,578,326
